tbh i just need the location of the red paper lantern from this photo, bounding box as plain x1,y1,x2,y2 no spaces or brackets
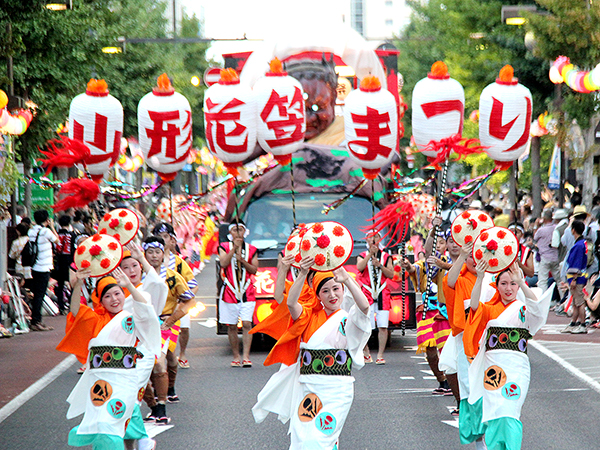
411,62,465,158
68,79,123,182
204,69,257,175
254,58,305,166
138,73,193,182
343,76,398,180
479,65,532,170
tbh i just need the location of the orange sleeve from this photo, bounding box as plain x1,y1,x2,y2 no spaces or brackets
442,275,458,334
56,305,111,364
463,303,490,358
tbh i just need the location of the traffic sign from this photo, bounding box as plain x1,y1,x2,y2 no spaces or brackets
204,67,222,87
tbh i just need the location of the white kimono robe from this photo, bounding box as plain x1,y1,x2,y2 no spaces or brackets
467,285,552,423
66,295,161,444
253,305,370,450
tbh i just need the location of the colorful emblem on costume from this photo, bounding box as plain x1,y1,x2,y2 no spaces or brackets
315,412,337,435
502,382,521,400
298,393,323,422
107,398,126,419
137,387,145,402
519,305,526,323
122,316,134,334
124,418,130,432
484,365,507,391
90,380,113,406
339,317,347,336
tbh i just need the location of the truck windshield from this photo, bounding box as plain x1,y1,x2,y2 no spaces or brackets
244,193,377,250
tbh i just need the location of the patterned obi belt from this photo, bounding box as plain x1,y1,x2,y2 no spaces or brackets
89,346,144,370
300,348,352,376
485,327,532,354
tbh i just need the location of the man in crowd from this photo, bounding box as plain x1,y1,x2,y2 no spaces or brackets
535,209,560,292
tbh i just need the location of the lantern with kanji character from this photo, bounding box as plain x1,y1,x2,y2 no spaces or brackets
254,58,305,165
203,69,257,174
138,74,193,182
68,79,123,182
479,65,532,170
343,76,398,179
411,62,464,158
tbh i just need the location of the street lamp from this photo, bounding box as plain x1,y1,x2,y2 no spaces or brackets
190,76,201,87
501,5,537,25
46,0,72,10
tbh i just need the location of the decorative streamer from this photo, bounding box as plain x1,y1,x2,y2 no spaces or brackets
321,178,368,214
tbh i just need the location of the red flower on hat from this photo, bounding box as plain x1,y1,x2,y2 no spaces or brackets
333,226,344,237
464,235,473,244
295,253,302,263
468,219,478,230
301,240,311,252
77,246,86,255
314,253,326,266
287,242,296,251
119,210,128,218
316,235,330,249
298,223,306,228
114,233,121,241
504,246,513,256
99,228,107,234
92,235,102,242
103,214,111,221
81,260,91,268
108,242,118,251
479,214,488,222
124,222,133,231
497,230,507,239
333,246,345,257
313,223,324,233
462,212,471,219
299,229,307,238
489,258,499,267
89,245,102,256
394,265,401,272
486,240,498,251
109,219,120,229
475,249,483,260
480,232,489,241
453,224,462,234
100,258,111,269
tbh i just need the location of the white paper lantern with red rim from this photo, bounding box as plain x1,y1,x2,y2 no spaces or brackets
411,62,465,158
479,65,533,170
254,58,305,166
138,73,193,182
203,68,257,175
344,75,398,180
68,79,123,182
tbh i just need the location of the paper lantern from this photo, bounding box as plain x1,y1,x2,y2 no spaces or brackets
204,69,257,175
479,66,532,169
138,74,193,182
68,79,123,182
254,58,305,165
412,62,465,158
344,76,398,179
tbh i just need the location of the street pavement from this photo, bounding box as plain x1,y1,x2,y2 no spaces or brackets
2,261,600,449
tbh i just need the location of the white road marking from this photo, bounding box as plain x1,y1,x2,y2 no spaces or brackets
530,340,600,395
423,376,437,380
145,423,174,438
442,419,459,429
400,376,415,380
199,318,217,328
0,354,76,424
420,369,434,375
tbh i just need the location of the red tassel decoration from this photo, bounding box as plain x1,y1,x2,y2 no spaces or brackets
53,178,100,212
39,137,91,175
361,200,415,247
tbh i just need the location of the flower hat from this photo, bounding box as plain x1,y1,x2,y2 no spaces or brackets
299,221,353,272
283,223,313,268
98,208,140,245
451,209,494,247
472,226,518,273
74,234,124,277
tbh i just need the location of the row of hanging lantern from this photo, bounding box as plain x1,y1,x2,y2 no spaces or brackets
0,90,34,136
67,74,192,183
412,62,532,168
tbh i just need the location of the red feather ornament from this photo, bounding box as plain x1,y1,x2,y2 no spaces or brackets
39,137,91,175
361,200,415,247
422,133,485,167
53,178,100,212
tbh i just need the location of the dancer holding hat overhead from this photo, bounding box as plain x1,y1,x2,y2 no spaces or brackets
57,267,161,450
253,254,370,449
